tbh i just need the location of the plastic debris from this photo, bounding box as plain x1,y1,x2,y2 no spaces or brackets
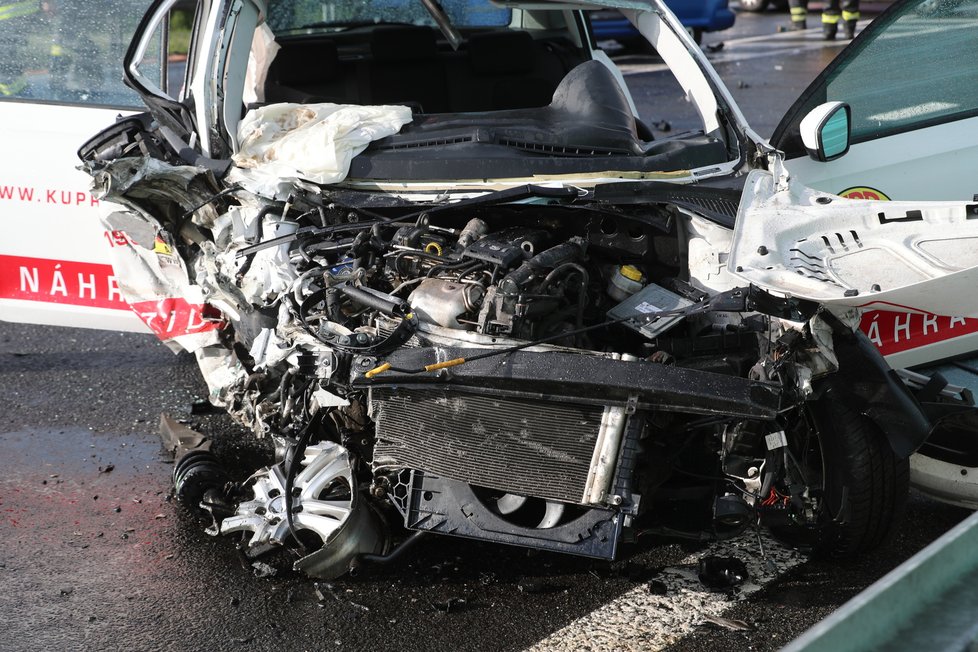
697,556,749,590
251,561,278,578
647,579,669,595
701,615,754,631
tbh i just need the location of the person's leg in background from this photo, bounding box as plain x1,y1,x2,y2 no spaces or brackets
788,0,809,30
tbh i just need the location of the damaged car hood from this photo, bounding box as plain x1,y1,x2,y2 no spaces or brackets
730,170,978,318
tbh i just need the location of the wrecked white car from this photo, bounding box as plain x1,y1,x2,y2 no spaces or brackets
12,0,978,577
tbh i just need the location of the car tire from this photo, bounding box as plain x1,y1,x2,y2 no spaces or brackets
738,0,771,12
769,393,909,557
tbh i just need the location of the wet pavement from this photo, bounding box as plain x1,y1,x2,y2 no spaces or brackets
0,323,720,651
1,321,970,651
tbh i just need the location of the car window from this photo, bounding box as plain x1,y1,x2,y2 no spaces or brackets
266,0,513,33
772,0,978,153
0,0,157,108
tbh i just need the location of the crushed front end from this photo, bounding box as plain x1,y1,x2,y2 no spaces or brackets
78,112,926,579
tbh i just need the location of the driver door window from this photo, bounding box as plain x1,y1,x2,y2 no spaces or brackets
773,0,978,200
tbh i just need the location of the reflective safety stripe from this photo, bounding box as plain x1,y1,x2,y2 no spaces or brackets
0,0,39,21
842,10,860,20
0,76,27,96
822,13,841,23
790,6,807,15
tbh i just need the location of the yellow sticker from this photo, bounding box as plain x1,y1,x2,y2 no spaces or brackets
838,186,890,201
153,236,173,256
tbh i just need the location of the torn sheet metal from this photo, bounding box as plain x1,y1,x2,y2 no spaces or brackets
228,103,413,197
193,344,248,413
101,210,222,352
87,158,230,351
729,170,978,318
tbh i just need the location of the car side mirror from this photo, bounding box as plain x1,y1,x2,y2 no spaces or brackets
799,101,851,162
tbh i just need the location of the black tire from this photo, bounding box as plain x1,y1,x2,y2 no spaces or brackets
769,393,909,557
738,0,770,12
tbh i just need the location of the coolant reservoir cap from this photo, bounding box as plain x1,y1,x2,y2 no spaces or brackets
620,265,643,282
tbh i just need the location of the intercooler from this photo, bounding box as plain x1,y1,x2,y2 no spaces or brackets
369,387,627,505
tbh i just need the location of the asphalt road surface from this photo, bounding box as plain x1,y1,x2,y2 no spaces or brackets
1,7,973,652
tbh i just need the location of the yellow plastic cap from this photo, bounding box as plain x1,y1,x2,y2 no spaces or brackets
620,265,643,282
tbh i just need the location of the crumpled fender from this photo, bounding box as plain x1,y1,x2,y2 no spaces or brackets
820,317,930,459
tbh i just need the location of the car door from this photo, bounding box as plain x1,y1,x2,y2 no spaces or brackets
0,0,176,333
771,0,978,203
761,0,978,369
123,0,261,162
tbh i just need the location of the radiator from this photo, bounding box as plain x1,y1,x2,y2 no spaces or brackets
370,387,625,505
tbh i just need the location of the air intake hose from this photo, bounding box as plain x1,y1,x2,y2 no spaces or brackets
500,236,586,294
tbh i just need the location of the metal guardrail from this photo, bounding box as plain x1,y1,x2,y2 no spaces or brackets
783,508,978,652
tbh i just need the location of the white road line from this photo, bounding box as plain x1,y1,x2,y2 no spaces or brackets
527,532,807,651
616,25,854,75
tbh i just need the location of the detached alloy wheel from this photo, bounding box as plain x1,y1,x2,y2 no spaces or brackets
768,392,909,557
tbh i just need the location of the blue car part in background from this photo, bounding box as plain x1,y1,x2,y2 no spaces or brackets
590,1,735,47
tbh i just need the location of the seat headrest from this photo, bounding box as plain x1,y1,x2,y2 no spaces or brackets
272,40,339,85
468,30,534,75
370,26,438,61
